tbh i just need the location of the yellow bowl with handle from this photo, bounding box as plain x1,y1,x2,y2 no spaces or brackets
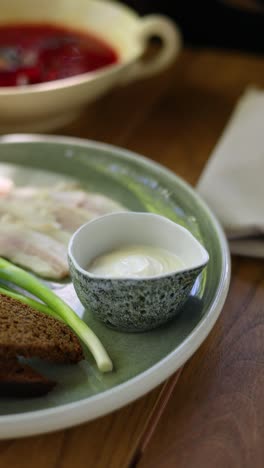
0,0,181,132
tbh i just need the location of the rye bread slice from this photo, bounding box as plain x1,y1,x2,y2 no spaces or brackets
0,358,56,398
0,294,84,363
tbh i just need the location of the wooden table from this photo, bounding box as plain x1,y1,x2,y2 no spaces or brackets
1,48,264,468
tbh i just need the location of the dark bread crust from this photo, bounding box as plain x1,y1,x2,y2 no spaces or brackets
0,358,56,398
0,294,84,363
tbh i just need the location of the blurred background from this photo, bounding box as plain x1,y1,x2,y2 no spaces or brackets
123,0,264,53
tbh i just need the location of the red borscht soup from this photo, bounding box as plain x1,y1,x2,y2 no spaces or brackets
0,23,119,87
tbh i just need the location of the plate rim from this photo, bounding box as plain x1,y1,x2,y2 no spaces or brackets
0,134,231,439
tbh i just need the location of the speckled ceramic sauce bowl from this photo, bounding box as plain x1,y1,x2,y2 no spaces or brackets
68,212,209,332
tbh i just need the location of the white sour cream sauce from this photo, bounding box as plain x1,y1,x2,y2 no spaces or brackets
88,245,185,278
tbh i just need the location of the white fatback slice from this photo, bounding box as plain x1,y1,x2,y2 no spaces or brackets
0,223,68,279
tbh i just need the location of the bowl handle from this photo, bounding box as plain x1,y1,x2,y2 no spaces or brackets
121,15,182,84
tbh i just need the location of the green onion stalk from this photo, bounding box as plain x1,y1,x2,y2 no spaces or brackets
0,258,113,373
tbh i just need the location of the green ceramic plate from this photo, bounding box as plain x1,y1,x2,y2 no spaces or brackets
0,134,230,439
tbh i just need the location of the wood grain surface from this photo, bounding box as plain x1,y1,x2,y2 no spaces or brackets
0,48,264,468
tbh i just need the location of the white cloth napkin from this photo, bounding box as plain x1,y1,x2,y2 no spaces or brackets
197,87,264,258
